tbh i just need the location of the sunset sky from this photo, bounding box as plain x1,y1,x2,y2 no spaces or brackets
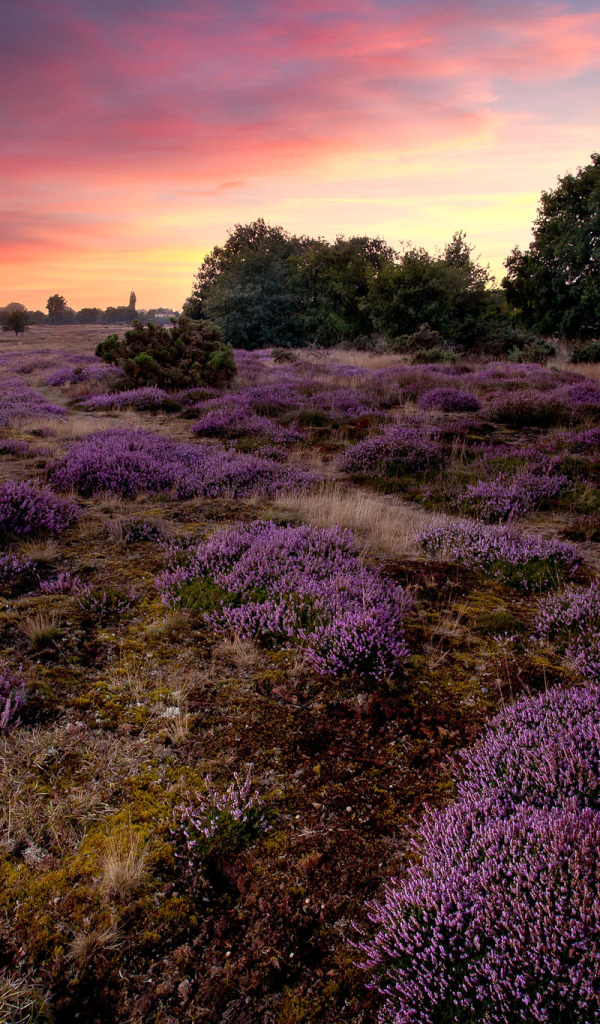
2,0,599,312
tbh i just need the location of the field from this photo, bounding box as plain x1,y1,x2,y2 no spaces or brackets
1,325,600,1023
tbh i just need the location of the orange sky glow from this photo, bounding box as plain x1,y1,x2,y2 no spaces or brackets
2,0,600,311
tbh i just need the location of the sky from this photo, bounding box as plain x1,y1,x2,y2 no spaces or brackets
2,0,599,312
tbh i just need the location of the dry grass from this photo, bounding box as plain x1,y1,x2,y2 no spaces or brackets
0,974,50,1024
68,923,123,965
18,538,59,564
273,483,433,558
100,829,150,900
568,362,600,382
144,609,192,639
216,632,261,672
20,611,62,648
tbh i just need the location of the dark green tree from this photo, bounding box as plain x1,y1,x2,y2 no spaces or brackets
95,316,236,390
1,309,28,335
503,153,600,339
295,235,397,345
186,218,310,348
46,294,68,324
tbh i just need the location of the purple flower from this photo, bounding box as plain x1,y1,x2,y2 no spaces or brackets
0,480,79,537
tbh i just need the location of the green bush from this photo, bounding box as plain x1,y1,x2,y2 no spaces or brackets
571,340,600,364
95,316,236,391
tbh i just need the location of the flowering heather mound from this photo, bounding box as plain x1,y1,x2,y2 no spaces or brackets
420,516,579,589
462,468,569,521
156,521,411,682
44,363,123,387
556,379,600,407
49,429,314,499
0,374,64,425
39,572,85,595
457,684,600,810
357,803,600,1024
0,552,35,586
0,439,31,456
484,390,568,427
0,480,79,538
417,387,480,412
192,406,301,445
0,660,25,731
81,386,171,411
534,580,600,682
173,765,268,866
339,423,444,477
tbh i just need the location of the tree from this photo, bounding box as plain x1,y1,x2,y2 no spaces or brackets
95,316,236,390
0,309,28,335
186,218,310,348
503,153,600,339
75,307,103,324
128,291,136,311
46,294,68,324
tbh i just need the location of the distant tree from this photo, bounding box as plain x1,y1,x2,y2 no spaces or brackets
46,294,68,324
295,235,397,345
187,218,310,348
503,153,600,339
75,307,103,324
103,306,135,324
0,309,28,335
96,316,236,390
27,310,47,325
3,302,26,313
368,239,492,346
128,291,137,311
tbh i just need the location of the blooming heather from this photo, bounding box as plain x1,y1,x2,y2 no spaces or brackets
534,581,600,682
357,682,600,1023
0,552,35,586
49,429,314,499
172,764,268,865
419,516,578,589
81,386,170,411
462,468,569,521
457,683,600,811
417,388,480,412
0,480,79,538
0,373,64,425
156,520,411,682
357,803,600,1024
339,423,444,477
0,660,25,731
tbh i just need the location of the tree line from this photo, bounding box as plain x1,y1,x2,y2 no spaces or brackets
183,152,600,356
0,293,179,337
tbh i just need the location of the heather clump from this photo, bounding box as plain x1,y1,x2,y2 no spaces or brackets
419,516,579,589
457,684,600,810
192,404,301,445
156,521,411,682
0,480,79,538
417,387,480,412
0,552,35,587
39,572,85,595
49,428,314,499
0,373,64,425
172,765,268,866
461,468,569,522
534,581,600,682
356,682,600,1024
81,386,173,411
0,660,25,731
485,390,568,427
77,586,137,622
44,363,123,387
339,423,444,477
357,803,600,1024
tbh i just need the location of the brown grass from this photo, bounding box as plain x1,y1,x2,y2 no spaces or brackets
20,611,62,648
99,829,150,900
273,482,433,558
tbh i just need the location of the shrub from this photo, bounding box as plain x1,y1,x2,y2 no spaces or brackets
95,316,236,391
338,423,444,477
417,388,480,412
357,803,600,1024
49,428,314,499
39,572,85,595
457,683,600,811
172,765,268,865
81,386,172,411
0,480,79,538
419,516,579,589
0,661,25,731
534,581,600,682
0,373,64,425
77,586,137,622
571,340,600,364
485,391,567,427
156,520,411,682
0,552,35,587
462,468,569,521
